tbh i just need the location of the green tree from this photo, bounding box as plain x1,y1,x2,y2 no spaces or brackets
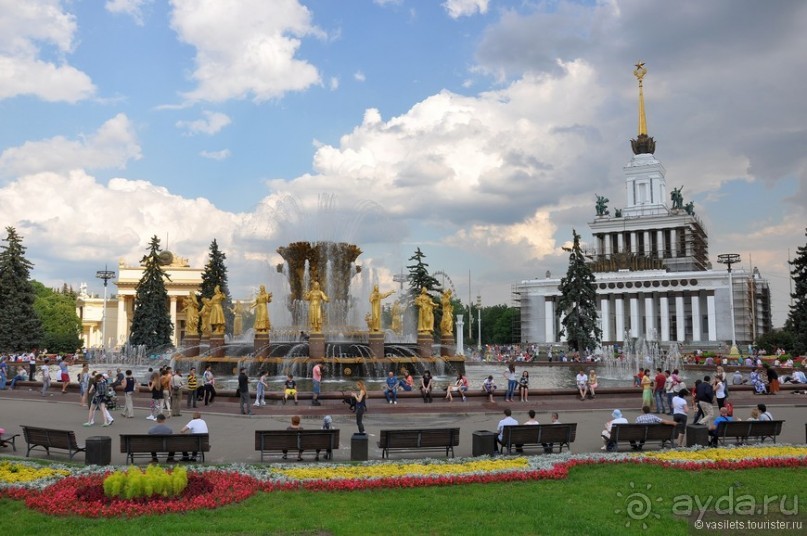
129,236,174,349
557,229,602,352
32,282,83,353
0,227,43,351
406,247,442,299
199,239,234,335
786,227,807,355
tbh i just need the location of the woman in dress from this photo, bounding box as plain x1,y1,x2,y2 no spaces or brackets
352,380,367,434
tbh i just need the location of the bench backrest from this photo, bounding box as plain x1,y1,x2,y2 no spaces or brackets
119,434,210,453
502,424,576,445
254,430,340,451
22,426,79,450
378,428,460,448
716,420,784,437
611,423,676,442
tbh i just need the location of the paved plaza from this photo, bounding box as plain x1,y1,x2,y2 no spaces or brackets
1,384,804,464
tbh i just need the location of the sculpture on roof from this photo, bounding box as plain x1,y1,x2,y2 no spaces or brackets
671,186,684,210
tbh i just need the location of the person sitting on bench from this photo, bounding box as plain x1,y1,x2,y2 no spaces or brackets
630,405,676,451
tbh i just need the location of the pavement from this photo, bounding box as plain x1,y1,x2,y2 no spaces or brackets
1,383,805,464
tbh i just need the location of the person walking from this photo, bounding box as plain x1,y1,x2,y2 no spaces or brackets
238,367,252,415
186,368,198,409
203,365,216,406
311,362,323,406
121,369,136,418
147,371,164,421
85,373,113,427
171,370,183,417
40,359,51,397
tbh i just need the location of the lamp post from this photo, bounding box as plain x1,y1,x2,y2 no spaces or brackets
96,266,116,356
476,295,482,352
717,253,740,356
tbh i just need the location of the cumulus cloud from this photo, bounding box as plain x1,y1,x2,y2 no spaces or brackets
176,111,232,135
0,0,95,102
169,0,322,102
443,0,489,19
354,71,366,82
200,149,231,160
0,113,141,177
105,0,151,25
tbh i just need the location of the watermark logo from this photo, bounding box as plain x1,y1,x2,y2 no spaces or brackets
614,482,663,529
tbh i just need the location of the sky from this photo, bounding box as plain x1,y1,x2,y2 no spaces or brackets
0,0,805,329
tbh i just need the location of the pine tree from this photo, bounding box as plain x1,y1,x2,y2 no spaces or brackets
0,227,43,351
557,229,602,352
199,239,234,335
786,227,807,355
129,236,174,349
406,247,442,299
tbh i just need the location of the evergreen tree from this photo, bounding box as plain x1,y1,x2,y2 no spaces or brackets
786,227,807,355
557,229,602,352
199,239,234,335
32,281,82,353
129,236,174,349
0,227,43,351
406,247,441,299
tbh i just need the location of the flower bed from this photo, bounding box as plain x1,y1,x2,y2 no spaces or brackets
1,444,805,518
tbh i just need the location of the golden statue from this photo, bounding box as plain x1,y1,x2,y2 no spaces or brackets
414,287,437,334
390,300,403,335
182,292,200,336
369,284,395,332
209,285,226,335
364,313,372,331
303,281,329,333
231,301,244,336
200,297,212,336
251,284,272,333
440,289,454,335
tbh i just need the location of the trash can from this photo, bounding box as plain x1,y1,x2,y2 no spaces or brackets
351,433,368,461
472,430,497,457
85,436,112,466
686,424,709,447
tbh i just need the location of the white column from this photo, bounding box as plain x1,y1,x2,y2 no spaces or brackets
670,228,677,258
545,300,555,343
600,297,611,342
644,296,655,340
656,230,664,259
660,296,670,342
707,294,717,342
644,231,651,255
629,296,639,338
691,293,702,342
617,233,624,254
604,233,611,256
630,232,638,254
117,297,127,345
169,296,178,346
615,297,625,342
675,295,685,342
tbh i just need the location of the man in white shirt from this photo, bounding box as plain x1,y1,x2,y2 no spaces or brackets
496,408,519,453
180,412,209,462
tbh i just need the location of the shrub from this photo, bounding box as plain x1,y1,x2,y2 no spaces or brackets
103,465,188,499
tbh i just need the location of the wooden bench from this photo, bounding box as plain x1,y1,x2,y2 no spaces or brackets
712,420,784,446
254,429,340,462
499,424,577,454
22,426,85,460
1,432,20,452
119,434,210,464
377,428,460,459
609,423,676,451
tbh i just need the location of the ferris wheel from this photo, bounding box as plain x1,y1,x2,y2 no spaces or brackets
433,270,456,295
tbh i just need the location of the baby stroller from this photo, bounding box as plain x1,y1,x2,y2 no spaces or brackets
104,387,118,410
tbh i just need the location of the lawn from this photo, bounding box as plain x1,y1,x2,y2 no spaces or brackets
2,461,805,535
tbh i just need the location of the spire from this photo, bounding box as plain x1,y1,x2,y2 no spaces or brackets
630,61,656,155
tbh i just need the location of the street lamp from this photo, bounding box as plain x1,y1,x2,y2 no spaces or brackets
476,295,482,352
96,266,116,355
717,253,740,355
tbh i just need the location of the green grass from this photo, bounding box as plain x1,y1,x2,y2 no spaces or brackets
2,464,806,535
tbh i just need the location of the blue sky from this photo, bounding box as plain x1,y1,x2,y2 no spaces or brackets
0,0,805,329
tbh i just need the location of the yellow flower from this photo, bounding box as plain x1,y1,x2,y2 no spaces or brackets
641,446,807,462
277,458,530,481
0,461,70,483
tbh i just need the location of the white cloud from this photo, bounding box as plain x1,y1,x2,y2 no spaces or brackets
105,0,151,25
200,149,231,161
443,0,489,19
0,113,141,177
329,76,339,90
169,0,322,103
354,71,366,82
176,111,231,135
0,0,95,102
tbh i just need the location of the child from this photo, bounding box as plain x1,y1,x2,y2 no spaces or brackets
483,375,497,403
283,374,298,405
